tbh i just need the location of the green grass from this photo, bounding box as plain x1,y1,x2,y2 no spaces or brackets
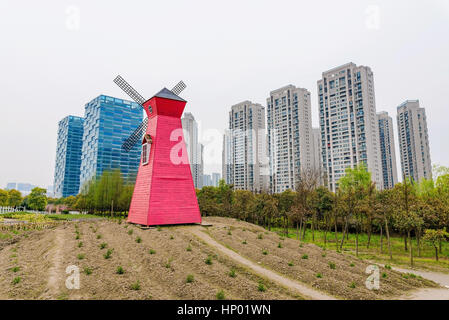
130,281,141,290
205,256,213,265
77,254,85,260
149,249,156,255
257,281,266,292
228,268,236,278
104,249,113,259
186,274,194,283
12,277,21,285
216,290,225,300
83,267,92,275
99,243,107,249
116,266,125,274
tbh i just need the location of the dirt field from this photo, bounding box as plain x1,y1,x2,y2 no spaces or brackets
0,217,440,300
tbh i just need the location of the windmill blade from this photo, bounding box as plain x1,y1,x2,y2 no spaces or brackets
171,80,186,96
114,75,146,106
122,117,148,152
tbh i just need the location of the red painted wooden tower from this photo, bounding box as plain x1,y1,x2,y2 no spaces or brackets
127,88,202,226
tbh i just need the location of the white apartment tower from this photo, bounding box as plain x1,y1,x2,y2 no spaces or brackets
311,127,322,172
317,62,382,191
397,100,432,182
181,112,203,189
267,85,313,193
377,111,398,189
227,101,269,192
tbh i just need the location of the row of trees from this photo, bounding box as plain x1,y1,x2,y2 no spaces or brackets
0,187,48,211
197,165,449,264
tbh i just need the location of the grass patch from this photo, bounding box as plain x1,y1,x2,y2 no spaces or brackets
99,242,107,249
329,262,336,269
12,277,21,285
84,267,92,275
316,273,323,278
205,256,213,265
78,242,83,248
257,281,266,292
136,236,142,243
130,281,141,291
301,254,308,260
116,266,125,274
11,266,20,273
229,268,236,278
186,274,194,283
216,290,225,300
77,254,85,260
149,249,156,255
104,249,113,259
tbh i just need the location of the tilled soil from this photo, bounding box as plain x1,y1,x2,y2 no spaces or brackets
202,217,438,300
0,219,302,300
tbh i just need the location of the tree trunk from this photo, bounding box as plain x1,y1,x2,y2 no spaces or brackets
312,214,315,241
356,229,359,257
435,246,439,261
417,231,421,257
404,234,408,251
334,218,338,250
296,222,299,240
302,219,307,241
299,218,303,242
439,239,442,254
340,217,348,251
408,230,414,267
380,224,383,254
385,219,392,260
367,228,371,249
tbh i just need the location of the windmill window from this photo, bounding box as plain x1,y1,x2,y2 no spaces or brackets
142,142,150,165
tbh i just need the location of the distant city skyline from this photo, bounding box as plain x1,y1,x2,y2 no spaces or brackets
1,1,448,188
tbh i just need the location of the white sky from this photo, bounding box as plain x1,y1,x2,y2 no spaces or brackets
1,0,448,188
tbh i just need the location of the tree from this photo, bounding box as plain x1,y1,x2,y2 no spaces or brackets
313,186,334,247
7,189,22,207
0,189,9,206
28,187,47,211
233,190,255,221
423,229,449,261
375,189,395,259
338,163,371,255
277,189,296,236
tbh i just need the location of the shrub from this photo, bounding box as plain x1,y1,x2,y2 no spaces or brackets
229,268,236,278
262,249,269,255
130,281,141,291
382,272,388,278
299,243,304,248
11,266,20,273
104,249,113,259
258,281,266,292
12,277,21,285
128,229,133,235
96,234,102,239
242,240,247,245
149,249,156,255
277,242,283,248
75,234,80,240
136,237,142,243
186,274,194,283
99,243,107,249
322,253,327,258
165,258,173,269
288,261,294,267
329,262,336,269
216,290,225,300
116,266,125,275
205,256,213,265
227,230,232,236
350,263,355,267
385,265,392,270
349,282,356,289
257,234,263,240
77,254,85,260
301,254,308,260
84,267,92,275
186,245,192,252
316,273,323,278
78,242,83,248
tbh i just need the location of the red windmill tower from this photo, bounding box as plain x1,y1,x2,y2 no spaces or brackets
114,76,201,226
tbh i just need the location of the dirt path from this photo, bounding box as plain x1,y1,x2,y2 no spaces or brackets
393,266,449,300
40,228,64,299
189,227,337,300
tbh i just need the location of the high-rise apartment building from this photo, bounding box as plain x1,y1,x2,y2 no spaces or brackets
227,101,269,192
181,112,203,189
317,62,382,191
397,100,432,182
222,132,232,185
79,95,143,190
311,127,322,171
267,85,313,193
54,115,85,197
211,172,221,187
377,111,398,189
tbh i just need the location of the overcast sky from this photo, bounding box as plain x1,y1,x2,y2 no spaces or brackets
1,0,448,189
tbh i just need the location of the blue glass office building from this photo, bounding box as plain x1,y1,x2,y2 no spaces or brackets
79,95,143,191
54,115,85,198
